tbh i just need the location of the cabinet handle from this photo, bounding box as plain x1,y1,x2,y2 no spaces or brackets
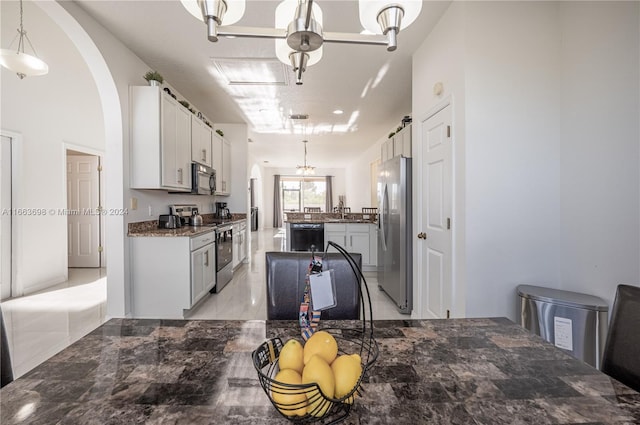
177,168,183,184
204,251,209,267
202,149,206,162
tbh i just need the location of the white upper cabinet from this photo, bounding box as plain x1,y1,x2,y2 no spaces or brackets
381,124,412,163
212,132,231,196
130,86,192,191
191,116,213,168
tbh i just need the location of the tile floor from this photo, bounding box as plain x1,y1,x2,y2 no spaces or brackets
187,228,408,321
1,228,407,379
1,268,107,378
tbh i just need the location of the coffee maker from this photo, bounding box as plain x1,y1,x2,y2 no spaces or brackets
215,202,231,220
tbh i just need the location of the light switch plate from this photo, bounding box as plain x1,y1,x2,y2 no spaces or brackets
130,197,138,210
363,214,370,219
304,214,311,219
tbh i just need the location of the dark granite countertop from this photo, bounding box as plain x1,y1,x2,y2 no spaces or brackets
285,212,377,224
127,214,247,237
2,318,639,424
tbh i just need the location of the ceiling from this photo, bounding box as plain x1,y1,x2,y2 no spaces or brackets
74,0,450,168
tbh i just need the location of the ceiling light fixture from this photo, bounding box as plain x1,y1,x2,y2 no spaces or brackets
333,109,344,115
182,0,422,85
0,0,49,79
296,140,315,175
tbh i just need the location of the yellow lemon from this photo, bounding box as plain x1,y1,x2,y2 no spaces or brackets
272,369,307,417
302,354,335,417
331,353,362,404
278,339,304,374
303,330,338,365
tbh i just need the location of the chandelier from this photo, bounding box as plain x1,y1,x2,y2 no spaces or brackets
0,0,49,79
181,0,422,85
296,140,315,175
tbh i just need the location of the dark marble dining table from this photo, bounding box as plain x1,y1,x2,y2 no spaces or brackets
1,317,639,424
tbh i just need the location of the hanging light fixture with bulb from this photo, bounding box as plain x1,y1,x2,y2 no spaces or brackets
296,140,315,175
0,0,49,79
181,0,422,85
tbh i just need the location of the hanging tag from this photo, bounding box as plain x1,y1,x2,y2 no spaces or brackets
309,269,337,311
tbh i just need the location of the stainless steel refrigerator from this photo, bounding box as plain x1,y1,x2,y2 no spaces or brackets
377,155,412,314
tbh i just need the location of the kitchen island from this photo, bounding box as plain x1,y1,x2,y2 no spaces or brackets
284,212,378,269
2,318,639,424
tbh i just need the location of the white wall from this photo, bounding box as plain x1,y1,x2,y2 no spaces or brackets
412,1,640,321
412,1,467,317
557,2,640,303
344,133,387,211
1,1,104,295
464,1,563,320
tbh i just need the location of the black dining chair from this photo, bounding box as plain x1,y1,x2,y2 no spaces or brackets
601,284,640,392
265,252,362,320
1,306,13,388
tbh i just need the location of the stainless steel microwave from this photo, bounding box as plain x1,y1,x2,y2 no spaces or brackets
191,163,216,195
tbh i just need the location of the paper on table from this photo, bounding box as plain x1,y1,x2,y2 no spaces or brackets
309,270,337,311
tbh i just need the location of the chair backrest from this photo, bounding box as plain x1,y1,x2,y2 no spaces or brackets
333,207,351,213
1,306,13,388
265,252,362,320
601,284,640,392
362,207,377,214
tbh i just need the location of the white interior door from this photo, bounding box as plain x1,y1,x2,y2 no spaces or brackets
67,154,100,268
1,135,12,299
420,105,453,318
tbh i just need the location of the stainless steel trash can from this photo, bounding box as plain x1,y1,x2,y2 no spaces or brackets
517,284,608,369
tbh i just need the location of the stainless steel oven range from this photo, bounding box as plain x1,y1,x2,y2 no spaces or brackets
214,224,233,292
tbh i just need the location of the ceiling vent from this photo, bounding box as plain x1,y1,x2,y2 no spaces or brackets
289,114,309,120
212,58,289,86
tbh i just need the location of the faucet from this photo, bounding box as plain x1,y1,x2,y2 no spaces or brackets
338,199,345,219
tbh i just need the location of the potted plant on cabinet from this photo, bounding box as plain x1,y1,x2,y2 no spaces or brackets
143,70,163,86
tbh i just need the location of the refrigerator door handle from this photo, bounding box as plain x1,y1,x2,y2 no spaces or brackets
380,184,388,252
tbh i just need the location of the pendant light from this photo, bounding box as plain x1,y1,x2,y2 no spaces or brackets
0,0,49,79
296,140,315,175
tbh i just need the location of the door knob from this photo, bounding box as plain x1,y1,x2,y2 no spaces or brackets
417,232,427,239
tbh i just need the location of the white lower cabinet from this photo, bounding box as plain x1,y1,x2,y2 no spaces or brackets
232,221,248,269
130,230,215,319
324,223,377,270
190,234,216,306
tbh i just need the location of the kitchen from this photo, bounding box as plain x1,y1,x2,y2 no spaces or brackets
2,2,640,330
0,0,639,421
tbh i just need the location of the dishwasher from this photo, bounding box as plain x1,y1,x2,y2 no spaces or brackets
289,222,324,252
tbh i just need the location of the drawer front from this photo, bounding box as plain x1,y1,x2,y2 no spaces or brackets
324,223,346,232
190,231,215,251
346,223,370,233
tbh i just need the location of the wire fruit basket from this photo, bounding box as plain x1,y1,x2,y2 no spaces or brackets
252,242,379,424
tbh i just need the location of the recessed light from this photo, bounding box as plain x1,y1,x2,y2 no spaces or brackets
333,109,344,115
